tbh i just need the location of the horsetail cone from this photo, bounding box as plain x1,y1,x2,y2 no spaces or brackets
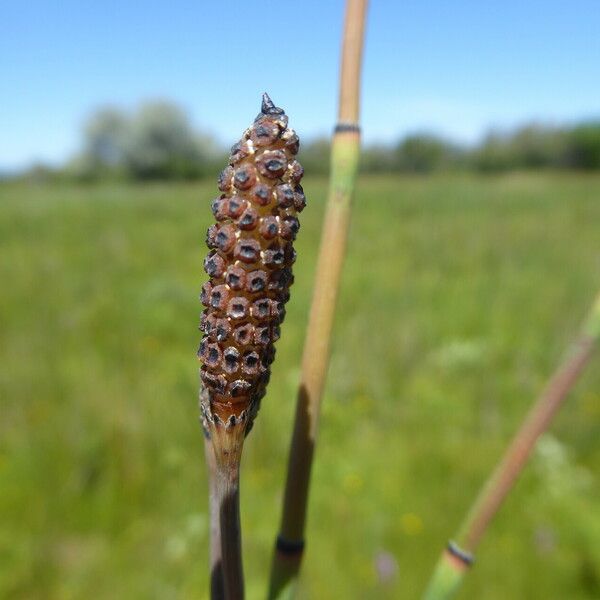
199,94,305,462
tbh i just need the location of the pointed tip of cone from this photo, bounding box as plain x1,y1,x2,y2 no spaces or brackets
261,92,284,116
261,92,274,113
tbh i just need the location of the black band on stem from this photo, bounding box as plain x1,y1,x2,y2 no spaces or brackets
334,122,361,134
447,541,474,566
276,535,305,556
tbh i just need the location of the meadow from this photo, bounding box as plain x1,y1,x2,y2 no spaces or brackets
0,173,599,599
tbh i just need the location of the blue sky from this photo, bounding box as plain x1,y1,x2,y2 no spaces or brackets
1,0,599,170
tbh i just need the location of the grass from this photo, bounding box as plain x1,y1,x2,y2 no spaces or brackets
0,173,599,599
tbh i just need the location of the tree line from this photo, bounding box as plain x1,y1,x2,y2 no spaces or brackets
66,102,220,180
29,102,600,181
303,122,600,175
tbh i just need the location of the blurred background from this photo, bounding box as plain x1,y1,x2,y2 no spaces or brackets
1,1,599,598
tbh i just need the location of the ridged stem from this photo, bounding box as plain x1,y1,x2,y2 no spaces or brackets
268,1,368,598
204,422,245,600
215,461,244,600
423,292,600,600
214,454,244,600
205,437,225,599
422,548,471,600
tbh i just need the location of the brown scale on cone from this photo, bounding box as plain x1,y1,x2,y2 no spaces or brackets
199,93,305,446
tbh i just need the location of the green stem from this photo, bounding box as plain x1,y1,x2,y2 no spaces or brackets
422,546,471,600
422,292,600,600
268,1,368,597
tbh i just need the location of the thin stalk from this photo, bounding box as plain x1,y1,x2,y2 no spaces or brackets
214,460,244,600
423,292,600,600
204,415,246,600
268,1,368,598
205,436,225,600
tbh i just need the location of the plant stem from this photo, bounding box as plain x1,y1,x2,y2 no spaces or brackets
457,340,595,551
423,292,600,600
214,458,244,600
422,545,472,600
205,436,225,600
204,415,246,600
268,1,368,598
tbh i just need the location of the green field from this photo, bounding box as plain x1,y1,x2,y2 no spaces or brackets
1,174,599,599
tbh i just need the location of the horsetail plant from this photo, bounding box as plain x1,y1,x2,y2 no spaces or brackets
424,291,600,600
199,94,306,599
269,1,369,597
